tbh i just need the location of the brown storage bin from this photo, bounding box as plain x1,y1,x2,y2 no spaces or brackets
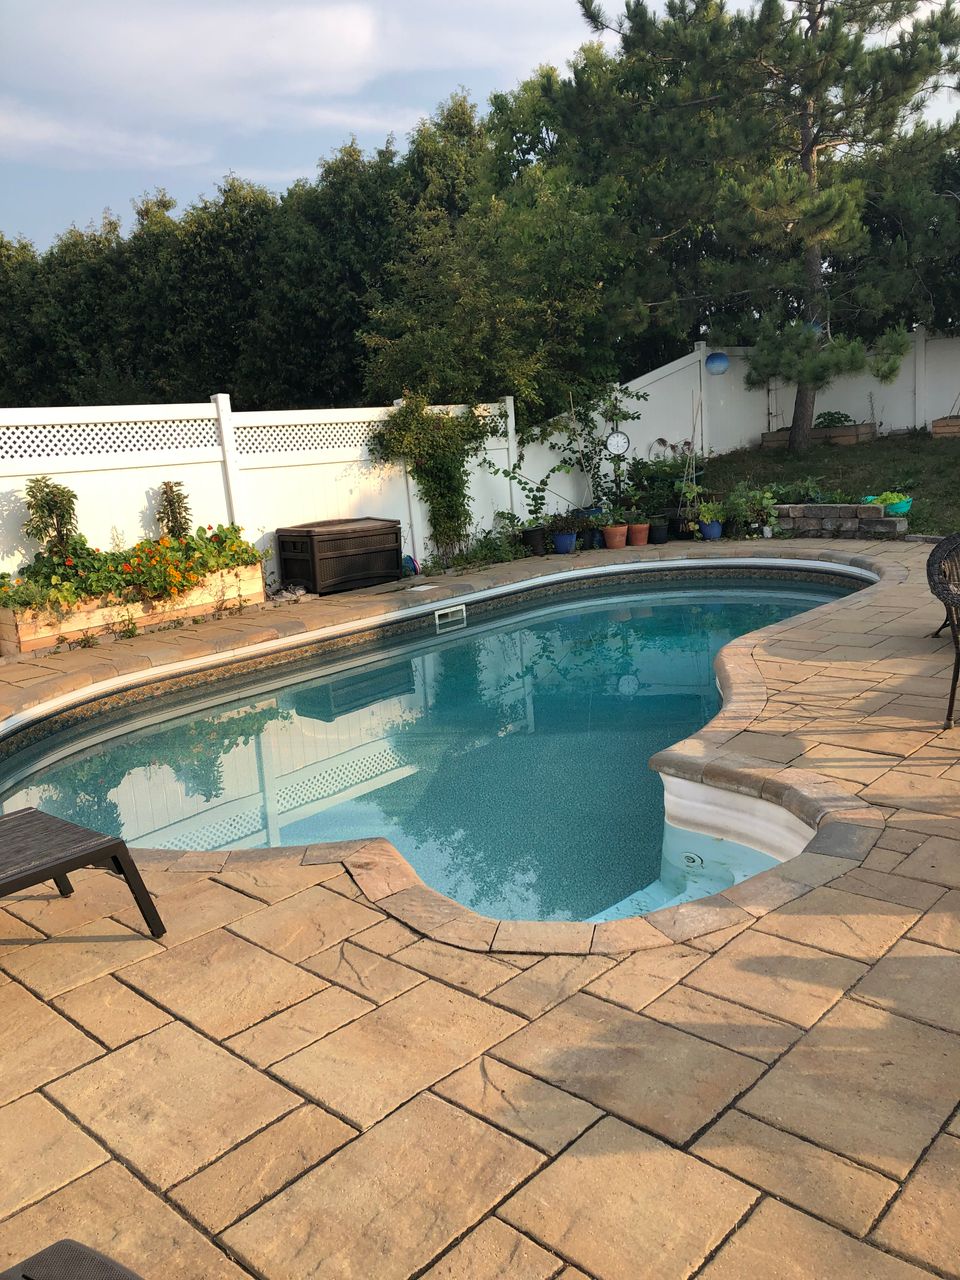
276,518,402,594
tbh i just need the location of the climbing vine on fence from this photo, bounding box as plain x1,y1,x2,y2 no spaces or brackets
368,393,499,565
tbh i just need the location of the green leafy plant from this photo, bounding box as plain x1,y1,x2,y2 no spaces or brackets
697,500,725,523
22,476,78,558
867,490,910,506
813,410,856,431
155,480,192,540
369,393,495,564
723,483,779,535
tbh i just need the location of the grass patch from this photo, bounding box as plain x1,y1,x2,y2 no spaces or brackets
703,433,960,535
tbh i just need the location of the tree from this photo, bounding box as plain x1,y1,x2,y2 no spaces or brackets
580,0,960,451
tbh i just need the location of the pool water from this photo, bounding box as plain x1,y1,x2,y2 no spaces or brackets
1,577,852,921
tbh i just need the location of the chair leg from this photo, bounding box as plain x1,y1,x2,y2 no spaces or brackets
933,606,950,638
53,873,74,897
946,646,960,730
111,848,165,938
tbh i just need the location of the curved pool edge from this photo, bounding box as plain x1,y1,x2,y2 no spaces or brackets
0,539,921,957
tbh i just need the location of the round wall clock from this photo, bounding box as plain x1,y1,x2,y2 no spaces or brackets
606,430,630,456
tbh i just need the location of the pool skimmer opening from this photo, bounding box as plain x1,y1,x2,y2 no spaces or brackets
435,603,467,634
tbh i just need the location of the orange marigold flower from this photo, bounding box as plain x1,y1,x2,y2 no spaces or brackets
65,557,74,566
170,586,179,595
122,564,132,572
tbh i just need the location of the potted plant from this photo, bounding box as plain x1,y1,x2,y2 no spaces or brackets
649,515,670,545
625,507,650,546
546,512,578,554
863,490,912,515
520,516,548,557
669,481,702,540
697,499,725,540
600,509,629,549
575,513,601,551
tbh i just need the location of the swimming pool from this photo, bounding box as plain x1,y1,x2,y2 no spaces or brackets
0,574,854,921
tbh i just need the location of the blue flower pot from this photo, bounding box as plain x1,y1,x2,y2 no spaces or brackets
551,531,577,554
699,520,723,540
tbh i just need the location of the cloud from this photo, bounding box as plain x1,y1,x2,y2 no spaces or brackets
0,98,213,169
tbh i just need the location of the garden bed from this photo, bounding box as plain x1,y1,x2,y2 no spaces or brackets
760,420,877,448
0,564,265,657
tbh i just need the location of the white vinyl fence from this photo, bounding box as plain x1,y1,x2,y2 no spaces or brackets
0,397,519,576
616,327,960,458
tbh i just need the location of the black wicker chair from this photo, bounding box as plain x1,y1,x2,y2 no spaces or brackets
0,1239,144,1279
926,532,960,728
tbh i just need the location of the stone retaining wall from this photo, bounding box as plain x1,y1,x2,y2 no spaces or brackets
775,503,908,538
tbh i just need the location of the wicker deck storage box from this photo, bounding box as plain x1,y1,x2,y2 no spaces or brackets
276,518,402,594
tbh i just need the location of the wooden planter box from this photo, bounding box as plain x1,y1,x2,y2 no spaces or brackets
0,564,265,658
760,421,877,449
932,416,960,438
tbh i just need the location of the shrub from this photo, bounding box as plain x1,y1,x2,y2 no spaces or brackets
155,481,192,540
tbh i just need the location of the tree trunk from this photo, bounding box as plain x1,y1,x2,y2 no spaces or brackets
789,382,817,452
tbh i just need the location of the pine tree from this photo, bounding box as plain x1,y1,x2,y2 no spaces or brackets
580,0,960,451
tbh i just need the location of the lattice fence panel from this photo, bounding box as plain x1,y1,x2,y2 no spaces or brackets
274,747,406,811
234,420,381,456
0,418,220,462
155,805,264,851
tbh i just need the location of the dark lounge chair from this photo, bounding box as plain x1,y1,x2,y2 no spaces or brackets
926,531,960,728
0,1238,144,1279
0,808,164,938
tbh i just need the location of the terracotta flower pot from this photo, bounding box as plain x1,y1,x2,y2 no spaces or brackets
627,522,650,546
602,524,629,549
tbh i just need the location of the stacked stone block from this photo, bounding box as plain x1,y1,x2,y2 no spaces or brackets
774,504,908,538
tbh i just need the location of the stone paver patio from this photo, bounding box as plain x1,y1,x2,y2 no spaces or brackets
1,540,960,1277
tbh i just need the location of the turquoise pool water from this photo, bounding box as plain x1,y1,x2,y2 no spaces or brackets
0,576,852,921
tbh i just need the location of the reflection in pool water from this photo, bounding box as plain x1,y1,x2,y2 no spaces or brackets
0,578,851,921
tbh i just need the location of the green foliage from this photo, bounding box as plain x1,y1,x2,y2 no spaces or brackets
368,393,493,564
868,490,911,507
813,411,856,431
697,500,725,524
0,523,262,616
155,480,192,540
22,476,79,557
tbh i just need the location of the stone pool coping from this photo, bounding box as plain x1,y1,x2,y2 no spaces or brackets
0,539,949,954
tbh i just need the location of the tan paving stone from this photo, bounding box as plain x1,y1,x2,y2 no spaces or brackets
895,834,960,888
872,1134,960,1277
863,847,908,872
51,974,171,1047
223,1093,542,1280
273,979,524,1128
229,883,382,960
421,1218,560,1280
353,916,420,954
0,1161,247,1279
692,1109,897,1236
121,928,323,1038
494,991,763,1144
644,984,802,1062
798,741,900,783
688,921,753,952
861,769,960,816
499,1115,757,1280
739,997,960,1179
909,888,960,951
591,915,672,952
3,869,138,934
684,929,866,1027
720,870,811,916
216,855,343,901
876,827,927,854
0,1093,108,1218
0,982,101,1104
225,986,373,1067
0,917,162,999
585,943,705,1013
802,725,937,757
488,954,616,1019
777,851,858,886
114,877,260,944
755,885,919,961
47,1021,298,1188
434,1055,600,1154
854,936,960,1033
828,866,945,911
302,939,425,1002
0,908,43,954
395,938,518,995
169,1103,354,1233
492,919,594,954
645,895,753,943
700,1198,932,1280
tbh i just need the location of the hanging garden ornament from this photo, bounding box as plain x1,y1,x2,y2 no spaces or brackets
704,351,730,375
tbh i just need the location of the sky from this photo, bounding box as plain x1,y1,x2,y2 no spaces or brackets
0,0,606,249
